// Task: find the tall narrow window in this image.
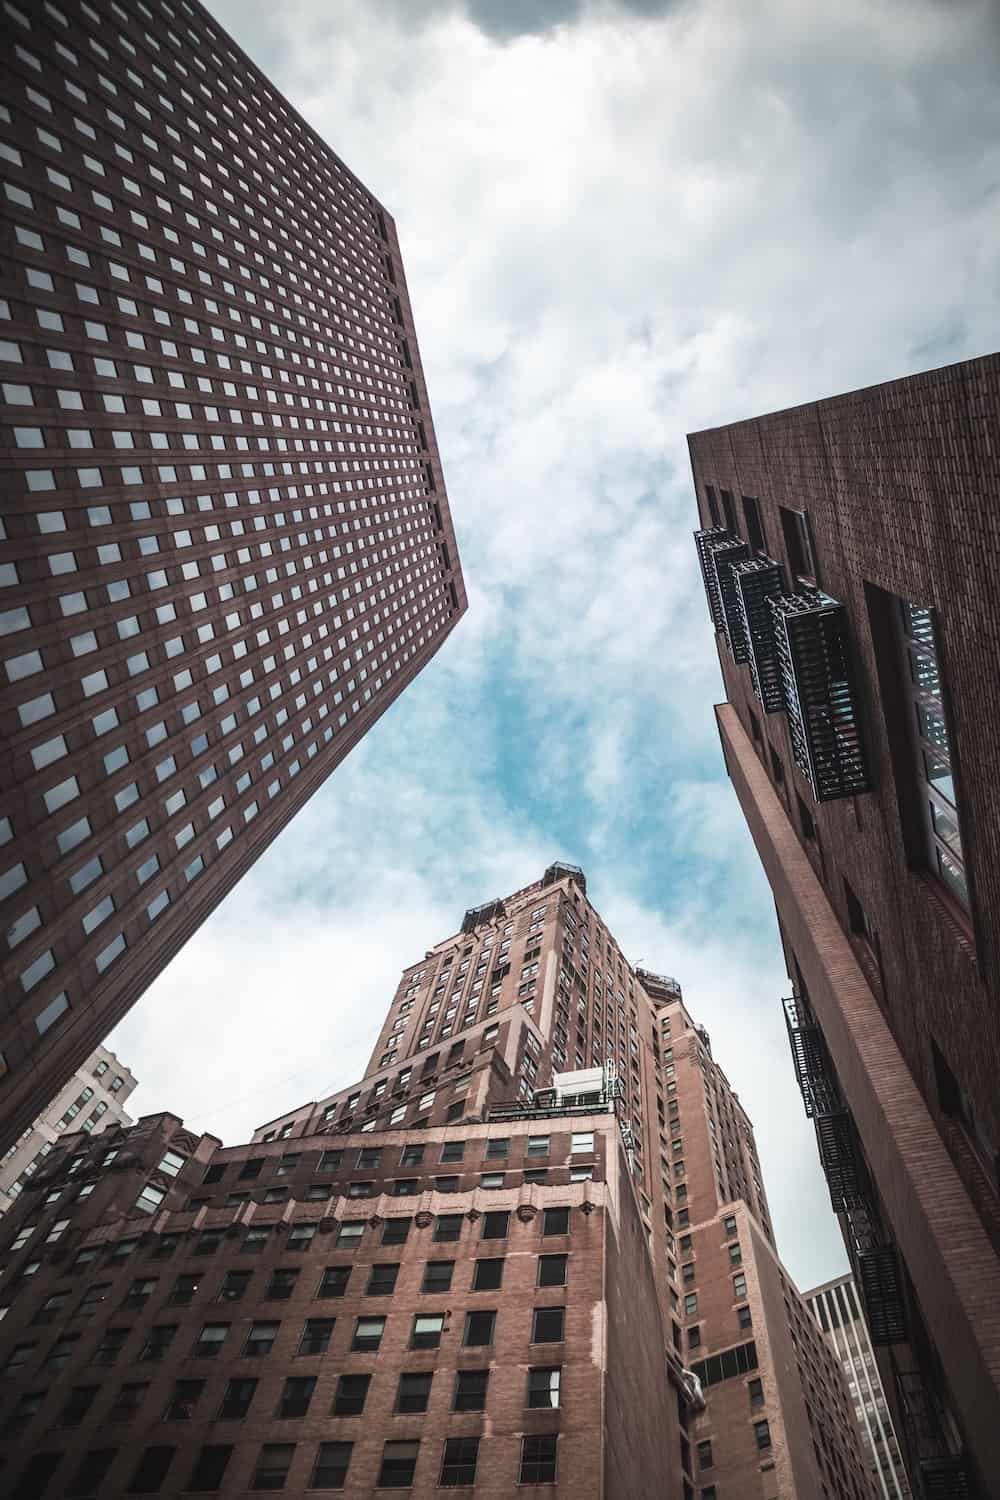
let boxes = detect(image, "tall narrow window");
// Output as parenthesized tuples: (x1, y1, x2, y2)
(720, 489, 737, 533)
(742, 495, 765, 552)
(896, 600, 969, 909)
(779, 506, 816, 584)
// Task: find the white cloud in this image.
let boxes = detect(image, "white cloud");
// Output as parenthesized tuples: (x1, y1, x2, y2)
(113, 0, 999, 1291)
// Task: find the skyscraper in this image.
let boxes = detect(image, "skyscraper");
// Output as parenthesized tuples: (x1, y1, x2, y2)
(0, 0, 466, 1154)
(0, 864, 871, 1497)
(0, 1042, 136, 1216)
(689, 353, 1000, 1497)
(805, 1274, 912, 1500)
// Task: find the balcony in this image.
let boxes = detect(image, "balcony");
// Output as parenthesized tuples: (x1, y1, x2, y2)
(694, 525, 732, 632)
(770, 591, 869, 802)
(814, 1106, 865, 1209)
(782, 996, 831, 1118)
(856, 1242, 908, 1346)
(896, 1372, 972, 1497)
(542, 861, 587, 894)
(734, 557, 787, 712)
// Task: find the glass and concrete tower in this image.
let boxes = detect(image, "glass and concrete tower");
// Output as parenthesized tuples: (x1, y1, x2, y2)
(0, 1042, 136, 1216)
(805, 1275, 912, 1500)
(0, 0, 466, 1155)
(689, 354, 1000, 1498)
(0, 865, 873, 1498)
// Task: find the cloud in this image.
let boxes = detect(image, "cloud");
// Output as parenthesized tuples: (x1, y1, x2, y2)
(110, 0, 1000, 1292)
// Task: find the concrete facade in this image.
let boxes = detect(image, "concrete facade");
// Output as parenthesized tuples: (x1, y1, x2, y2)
(805, 1274, 912, 1500)
(688, 354, 1000, 1498)
(0, 1042, 136, 1216)
(0, 0, 466, 1156)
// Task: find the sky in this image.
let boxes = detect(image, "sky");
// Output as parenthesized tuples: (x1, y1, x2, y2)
(111, 0, 1000, 1292)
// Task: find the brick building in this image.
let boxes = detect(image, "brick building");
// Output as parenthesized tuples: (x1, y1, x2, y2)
(805, 1274, 912, 1500)
(0, 864, 872, 1497)
(0, 1041, 136, 1217)
(689, 353, 1000, 1497)
(0, 0, 466, 1155)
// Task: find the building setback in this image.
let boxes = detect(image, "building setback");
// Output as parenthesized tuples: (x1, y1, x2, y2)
(0, 1042, 136, 1216)
(688, 353, 1000, 1498)
(0, 0, 466, 1156)
(805, 1274, 912, 1500)
(0, 865, 872, 1498)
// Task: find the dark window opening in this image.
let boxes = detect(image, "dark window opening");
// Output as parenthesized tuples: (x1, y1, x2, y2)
(779, 506, 816, 584)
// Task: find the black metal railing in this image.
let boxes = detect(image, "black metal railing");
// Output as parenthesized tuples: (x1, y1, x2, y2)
(782, 996, 832, 1118)
(770, 591, 869, 802)
(711, 535, 752, 661)
(735, 557, 787, 712)
(896, 1372, 972, 1498)
(694, 526, 733, 632)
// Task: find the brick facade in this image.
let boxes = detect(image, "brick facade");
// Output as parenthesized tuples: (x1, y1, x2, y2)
(688, 354, 1000, 1497)
(0, 865, 874, 1497)
(0, 0, 466, 1156)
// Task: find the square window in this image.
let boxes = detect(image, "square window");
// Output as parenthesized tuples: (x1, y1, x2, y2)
(463, 1308, 496, 1346)
(332, 1374, 370, 1416)
(317, 1266, 350, 1299)
(422, 1260, 454, 1294)
(377, 1441, 419, 1490)
(434, 1214, 463, 1243)
(396, 1372, 432, 1414)
(538, 1254, 567, 1288)
(367, 1263, 399, 1296)
(473, 1257, 504, 1291)
(453, 1369, 489, 1412)
(351, 1316, 385, 1353)
(298, 1318, 335, 1356)
(527, 1366, 561, 1409)
(481, 1210, 508, 1240)
(251, 1442, 294, 1491)
(310, 1442, 352, 1490)
(411, 1313, 444, 1349)
(531, 1306, 564, 1343)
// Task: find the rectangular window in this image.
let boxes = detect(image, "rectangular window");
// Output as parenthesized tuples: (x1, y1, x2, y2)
(780, 505, 816, 583)
(434, 1214, 463, 1242)
(531, 1306, 565, 1343)
(243, 1322, 278, 1357)
(193, 1323, 229, 1358)
(186, 1445, 232, 1491)
(481, 1210, 508, 1240)
(453, 1369, 489, 1411)
(265, 1269, 298, 1302)
(473, 1257, 504, 1291)
(754, 1419, 772, 1450)
(571, 1131, 594, 1153)
(440, 1436, 479, 1487)
(733, 1273, 747, 1299)
(366, 1263, 399, 1296)
(317, 1266, 350, 1299)
(128, 1445, 175, 1492)
(298, 1319, 335, 1356)
(351, 1317, 385, 1352)
(527, 1366, 561, 1409)
(378, 1441, 419, 1490)
(251, 1443, 294, 1490)
(310, 1442, 352, 1489)
(894, 598, 969, 909)
(463, 1309, 496, 1346)
(538, 1254, 567, 1288)
(520, 1434, 558, 1484)
(332, 1374, 370, 1416)
(542, 1206, 570, 1236)
(164, 1379, 205, 1421)
(278, 1376, 315, 1419)
(440, 1140, 465, 1163)
(396, 1372, 433, 1413)
(422, 1260, 454, 1293)
(411, 1313, 444, 1349)
(742, 495, 765, 552)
